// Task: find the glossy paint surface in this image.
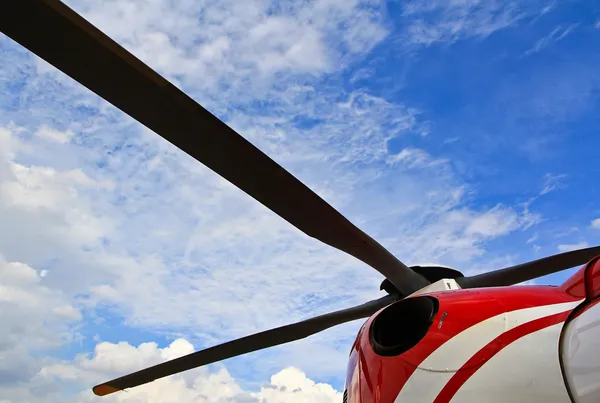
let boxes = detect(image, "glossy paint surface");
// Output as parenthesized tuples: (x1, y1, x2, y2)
(345, 279, 590, 402)
(560, 257, 600, 403)
(446, 313, 572, 403)
(584, 257, 600, 299)
(561, 299, 600, 403)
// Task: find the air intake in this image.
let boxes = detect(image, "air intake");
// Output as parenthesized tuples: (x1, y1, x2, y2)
(369, 296, 438, 357)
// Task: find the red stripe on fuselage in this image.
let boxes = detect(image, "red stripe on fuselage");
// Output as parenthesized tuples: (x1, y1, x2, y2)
(432, 310, 571, 403)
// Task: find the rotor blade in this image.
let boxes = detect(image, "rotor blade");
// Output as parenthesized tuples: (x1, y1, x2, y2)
(457, 246, 600, 289)
(92, 294, 396, 396)
(0, 1, 429, 295)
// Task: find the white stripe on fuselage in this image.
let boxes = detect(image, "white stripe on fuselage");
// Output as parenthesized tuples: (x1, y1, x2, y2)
(394, 300, 582, 403)
(451, 322, 571, 403)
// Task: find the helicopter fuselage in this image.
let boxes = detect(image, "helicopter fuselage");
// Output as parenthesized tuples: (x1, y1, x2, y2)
(345, 257, 600, 403)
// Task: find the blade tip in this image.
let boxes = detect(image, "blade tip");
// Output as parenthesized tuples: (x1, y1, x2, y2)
(93, 383, 119, 396)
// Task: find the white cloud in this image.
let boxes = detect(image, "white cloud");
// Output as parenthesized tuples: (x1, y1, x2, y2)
(0, 256, 82, 388)
(557, 242, 589, 253)
(523, 24, 578, 56)
(465, 206, 520, 237)
(591, 218, 600, 229)
(90, 285, 121, 301)
(0, 126, 116, 270)
(386, 147, 448, 169)
(540, 173, 567, 195)
(35, 125, 75, 144)
(59, 0, 388, 101)
(401, 0, 551, 46)
(40, 339, 341, 403)
(390, 203, 539, 265)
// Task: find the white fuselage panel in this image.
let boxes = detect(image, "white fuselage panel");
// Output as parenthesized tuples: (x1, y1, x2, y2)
(561, 300, 600, 403)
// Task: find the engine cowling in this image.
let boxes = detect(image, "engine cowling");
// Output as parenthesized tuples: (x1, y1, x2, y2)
(345, 285, 583, 403)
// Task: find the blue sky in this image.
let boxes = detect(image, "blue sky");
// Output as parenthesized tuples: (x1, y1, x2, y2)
(1, 0, 600, 401)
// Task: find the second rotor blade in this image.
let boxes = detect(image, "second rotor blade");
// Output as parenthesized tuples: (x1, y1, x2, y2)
(0, 0, 429, 295)
(457, 246, 600, 289)
(93, 294, 397, 396)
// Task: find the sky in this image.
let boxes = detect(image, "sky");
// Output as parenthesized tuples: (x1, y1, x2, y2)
(1, 0, 600, 401)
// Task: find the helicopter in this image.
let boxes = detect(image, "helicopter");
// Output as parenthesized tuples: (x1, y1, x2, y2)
(2, 1, 600, 402)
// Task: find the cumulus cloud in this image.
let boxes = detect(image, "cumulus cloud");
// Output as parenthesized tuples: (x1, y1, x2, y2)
(0, 256, 81, 388)
(591, 218, 600, 229)
(40, 339, 341, 403)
